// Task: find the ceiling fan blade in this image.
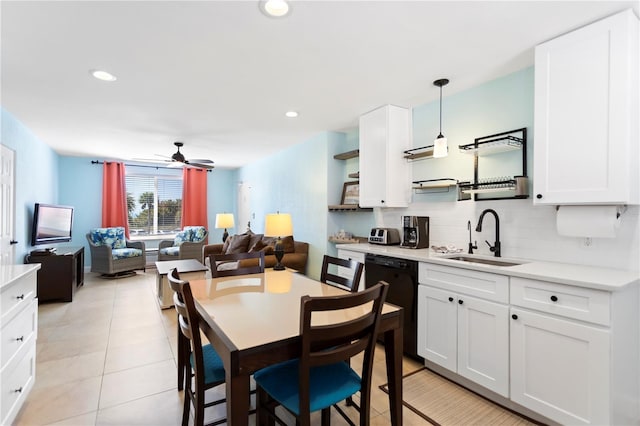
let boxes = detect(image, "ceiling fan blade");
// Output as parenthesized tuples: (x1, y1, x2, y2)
(186, 158, 214, 164)
(133, 157, 171, 164)
(154, 153, 172, 159)
(166, 161, 185, 168)
(186, 161, 214, 170)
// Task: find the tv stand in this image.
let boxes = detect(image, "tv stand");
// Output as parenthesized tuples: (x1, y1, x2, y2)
(25, 246, 84, 302)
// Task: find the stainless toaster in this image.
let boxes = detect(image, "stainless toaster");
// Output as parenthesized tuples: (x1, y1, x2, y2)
(368, 228, 401, 245)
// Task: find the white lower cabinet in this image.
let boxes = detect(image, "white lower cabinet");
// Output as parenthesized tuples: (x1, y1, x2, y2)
(418, 264, 509, 397)
(509, 276, 638, 425)
(418, 263, 639, 425)
(510, 307, 610, 425)
(1, 266, 39, 426)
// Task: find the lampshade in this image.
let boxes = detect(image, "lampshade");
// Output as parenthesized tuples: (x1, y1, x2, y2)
(433, 136, 448, 158)
(264, 213, 293, 237)
(215, 213, 235, 229)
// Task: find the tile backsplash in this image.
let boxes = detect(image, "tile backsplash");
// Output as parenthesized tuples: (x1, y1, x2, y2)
(376, 200, 640, 271)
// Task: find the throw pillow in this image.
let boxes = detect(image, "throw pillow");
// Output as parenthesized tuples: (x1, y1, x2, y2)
(248, 233, 264, 252)
(174, 229, 192, 246)
(222, 234, 233, 252)
(249, 239, 267, 253)
(262, 235, 295, 253)
(225, 233, 251, 254)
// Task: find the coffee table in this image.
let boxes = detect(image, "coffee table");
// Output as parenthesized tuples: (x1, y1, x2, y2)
(155, 259, 208, 309)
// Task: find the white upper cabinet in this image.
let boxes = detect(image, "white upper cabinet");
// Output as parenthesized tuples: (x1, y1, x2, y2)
(533, 9, 639, 205)
(359, 105, 411, 208)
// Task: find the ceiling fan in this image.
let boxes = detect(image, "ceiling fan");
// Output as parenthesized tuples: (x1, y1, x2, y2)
(137, 142, 214, 169)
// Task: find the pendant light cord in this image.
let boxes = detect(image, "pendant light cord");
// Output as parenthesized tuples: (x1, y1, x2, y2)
(439, 85, 443, 137)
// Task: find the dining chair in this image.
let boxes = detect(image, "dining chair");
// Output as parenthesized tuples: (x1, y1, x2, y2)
(209, 251, 266, 277)
(320, 254, 364, 292)
(168, 268, 227, 426)
(253, 280, 389, 426)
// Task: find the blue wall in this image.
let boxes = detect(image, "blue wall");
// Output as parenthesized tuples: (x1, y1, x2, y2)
(1, 109, 59, 262)
(236, 132, 336, 279)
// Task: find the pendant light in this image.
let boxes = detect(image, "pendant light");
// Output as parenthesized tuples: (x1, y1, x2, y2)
(433, 78, 450, 158)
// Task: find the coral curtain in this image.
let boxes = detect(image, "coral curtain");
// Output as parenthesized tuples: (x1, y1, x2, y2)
(181, 167, 208, 232)
(102, 162, 130, 238)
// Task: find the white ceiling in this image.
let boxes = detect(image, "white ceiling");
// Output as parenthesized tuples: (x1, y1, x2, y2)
(2, 1, 638, 169)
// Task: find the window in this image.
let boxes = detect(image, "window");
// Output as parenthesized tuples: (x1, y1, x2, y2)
(125, 174, 182, 237)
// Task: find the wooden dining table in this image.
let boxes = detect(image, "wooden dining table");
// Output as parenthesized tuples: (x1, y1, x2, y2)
(189, 269, 404, 426)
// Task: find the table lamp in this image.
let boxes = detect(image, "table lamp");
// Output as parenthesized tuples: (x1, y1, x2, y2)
(215, 213, 235, 242)
(264, 212, 293, 271)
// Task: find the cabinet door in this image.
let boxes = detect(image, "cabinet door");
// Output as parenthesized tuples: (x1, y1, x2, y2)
(533, 10, 639, 205)
(359, 105, 410, 208)
(359, 106, 387, 207)
(510, 308, 610, 425)
(417, 285, 456, 371)
(457, 295, 509, 397)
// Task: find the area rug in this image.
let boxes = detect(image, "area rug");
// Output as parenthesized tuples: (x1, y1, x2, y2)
(380, 368, 540, 425)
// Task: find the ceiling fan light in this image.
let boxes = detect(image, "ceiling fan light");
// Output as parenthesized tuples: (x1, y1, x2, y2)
(433, 136, 448, 158)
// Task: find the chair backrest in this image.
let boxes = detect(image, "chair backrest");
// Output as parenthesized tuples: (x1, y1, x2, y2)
(298, 281, 389, 419)
(209, 251, 266, 277)
(167, 269, 205, 379)
(320, 255, 364, 292)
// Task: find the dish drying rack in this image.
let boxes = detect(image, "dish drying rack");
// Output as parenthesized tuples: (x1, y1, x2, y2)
(457, 128, 529, 201)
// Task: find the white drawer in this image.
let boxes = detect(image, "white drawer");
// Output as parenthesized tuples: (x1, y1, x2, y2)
(337, 249, 365, 264)
(1, 340, 36, 426)
(1, 299, 37, 369)
(510, 277, 610, 326)
(1, 271, 37, 326)
(419, 263, 509, 303)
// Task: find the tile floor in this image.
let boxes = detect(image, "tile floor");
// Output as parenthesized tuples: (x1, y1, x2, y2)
(14, 270, 427, 425)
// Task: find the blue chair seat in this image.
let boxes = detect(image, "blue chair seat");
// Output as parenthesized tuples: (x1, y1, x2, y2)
(111, 248, 143, 260)
(159, 246, 180, 257)
(190, 344, 226, 385)
(253, 359, 361, 415)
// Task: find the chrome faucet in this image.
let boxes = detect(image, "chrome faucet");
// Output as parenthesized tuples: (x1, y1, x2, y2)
(475, 209, 501, 257)
(467, 221, 477, 254)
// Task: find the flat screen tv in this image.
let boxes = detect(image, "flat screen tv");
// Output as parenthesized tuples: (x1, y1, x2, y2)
(31, 203, 74, 246)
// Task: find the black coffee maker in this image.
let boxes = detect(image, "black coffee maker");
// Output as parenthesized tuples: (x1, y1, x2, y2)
(400, 216, 429, 249)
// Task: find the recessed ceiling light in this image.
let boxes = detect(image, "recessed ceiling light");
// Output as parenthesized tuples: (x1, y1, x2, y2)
(90, 69, 117, 82)
(259, 0, 291, 18)
(285, 111, 298, 118)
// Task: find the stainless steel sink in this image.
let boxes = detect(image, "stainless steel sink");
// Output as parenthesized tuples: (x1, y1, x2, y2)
(442, 255, 523, 267)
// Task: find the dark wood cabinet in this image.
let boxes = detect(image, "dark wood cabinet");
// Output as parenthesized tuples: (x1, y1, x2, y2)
(25, 246, 84, 303)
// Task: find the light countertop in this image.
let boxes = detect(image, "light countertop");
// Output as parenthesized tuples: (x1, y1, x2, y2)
(336, 243, 640, 292)
(1, 263, 41, 289)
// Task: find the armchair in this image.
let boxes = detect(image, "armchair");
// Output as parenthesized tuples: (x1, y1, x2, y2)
(158, 226, 208, 263)
(86, 227, 146, 276)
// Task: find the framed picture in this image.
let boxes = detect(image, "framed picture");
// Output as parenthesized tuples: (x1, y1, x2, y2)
(341, 181, 360, 205)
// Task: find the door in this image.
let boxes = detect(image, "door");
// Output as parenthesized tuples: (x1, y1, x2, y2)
(457, 295, 509, 397)
(510, 308, 610, 424)
(417, 285, 457, 370)
(1, 145, 16, 265)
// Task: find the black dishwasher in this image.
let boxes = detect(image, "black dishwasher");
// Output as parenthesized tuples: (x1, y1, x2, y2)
(365, 253, 421, 360)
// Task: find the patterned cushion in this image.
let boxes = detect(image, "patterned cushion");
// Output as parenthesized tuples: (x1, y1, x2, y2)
(90, 227, 127, 249)
(185, 226, 207, 242)
(111, 248, 143, 260)
(173, 229, 192, 246)
(159, 247, 180, 256)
